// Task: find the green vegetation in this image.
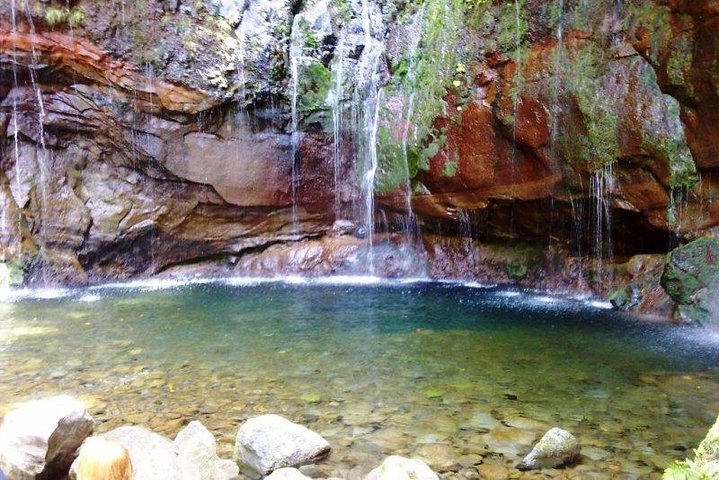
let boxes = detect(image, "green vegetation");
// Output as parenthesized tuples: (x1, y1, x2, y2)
(664, 415, 719, 479)
(297, 63, 333, 112)
(374, 0, 494, 194)
(43, 6, 85, 28)
(554, 41, 620, 171)
(0, 259, 24, 289)
(506, 261, 528, 280)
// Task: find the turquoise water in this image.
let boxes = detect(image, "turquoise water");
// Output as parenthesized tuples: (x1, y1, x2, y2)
(1, 279, 718, 479)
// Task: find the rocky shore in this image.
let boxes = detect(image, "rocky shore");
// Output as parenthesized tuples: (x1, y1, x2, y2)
(0, 395, 602, 480)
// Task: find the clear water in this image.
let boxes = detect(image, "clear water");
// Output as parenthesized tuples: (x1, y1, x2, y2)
(1, 280, 718, 479)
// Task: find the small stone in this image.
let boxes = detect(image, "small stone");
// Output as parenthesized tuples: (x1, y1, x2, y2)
(516, 427, 580, 470)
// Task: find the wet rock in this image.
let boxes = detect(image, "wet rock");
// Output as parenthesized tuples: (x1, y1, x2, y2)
(364, 456, 439, 480)
(234, 414, 331, 475)
(175, 421, 240, 480)
(516, 427, 580, 471)
(265, 468, 313, 480)
(0, 395, 94, 479)
(661, 237, 719, 325)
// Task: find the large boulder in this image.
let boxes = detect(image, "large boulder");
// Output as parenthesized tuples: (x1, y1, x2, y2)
(234, 414, 331, 475)
(364, 456, 439, 480)
(696, 414, 719, 465)
(70, 423, 238, 480)
(0, 396, 94, 479)
(661, 237, 719, 325)
(516, 427, 580, 471)
(98, 426, 177, 480)
(175, 421, 240, 480)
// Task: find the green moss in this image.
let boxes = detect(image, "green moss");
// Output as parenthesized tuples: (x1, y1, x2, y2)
(375, 0, 492, 194)
(496, 0, 528, 53)
(557, 41, 620, 170)
(0, 259, 24, 288)
(442, 161, 458, 177)
(625, 3, 673, 66)
(68, 7, 86, 27)
(666, 36, 693, 89)
(298, 63, 332, 112)
(507, 261, 528, 280)
(44, 7, 68, 27)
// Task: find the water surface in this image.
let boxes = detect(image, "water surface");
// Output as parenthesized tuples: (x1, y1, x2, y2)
(1, 279, 718, 479)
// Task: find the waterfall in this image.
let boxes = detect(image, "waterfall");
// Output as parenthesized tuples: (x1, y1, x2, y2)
(590, 163, 614, 292)
(9, 0, 22, 248)
(289, 55, 307, 235)
(332, 39, 345, 221)
(398, 6, 425, 247)
(364, 88, 383, 273)
(354, 0, 385, 273)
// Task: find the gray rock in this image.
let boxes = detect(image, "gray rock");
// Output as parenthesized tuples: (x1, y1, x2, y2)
(265, 468, 313, 480)
(234, 414, 331, 475)
(175, 421, 240, 480)
(0, 395, 94, 480)
(71, 423, 239, 480)
(364, 456, 439, 480)
(516, 427, 580, 471)
(101, 426, 178, 480)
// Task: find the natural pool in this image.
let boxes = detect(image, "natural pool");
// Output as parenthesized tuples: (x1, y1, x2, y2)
(1, 278, 718, 479)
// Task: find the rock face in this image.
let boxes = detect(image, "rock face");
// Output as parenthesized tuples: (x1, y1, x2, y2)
(364, 456, 439, 480)
(516, 427, 581, 471)
(661, 237, 719, 325)
(0, 0, 717, 313)
(71, 423, 238, 480)
(234, 414, 331, 475)
(0, 396, 94, 479)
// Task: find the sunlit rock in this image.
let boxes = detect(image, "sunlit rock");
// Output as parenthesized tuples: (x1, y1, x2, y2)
(0, 396, 94, 479)
(516, 427, 580, 471)
(265, 468, 313, 480)
(364, 455, 439, 480)
(175, 421, 240, 480)
(234, 414, 331, 475)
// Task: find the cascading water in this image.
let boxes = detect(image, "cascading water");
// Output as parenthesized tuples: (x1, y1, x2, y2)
(332, 39, 345, 221)
(9, 0, 22, 248)
(290, 56, 300, 231)
(590, 163, 614, 292)
(364, 88, 383, 273)
(398, 6, 425, 247)
(353, 0, 385, 274)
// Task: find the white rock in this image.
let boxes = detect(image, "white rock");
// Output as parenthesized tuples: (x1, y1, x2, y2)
(70, 423, 239, 480)
(364, 456, 439, 480)
(175, 421, 239, 480)
(265, 467, 313, 480)
(516, 427, 580, 470)
(0, 395, 94, 479)
(234, 414, 331, 475)
(102, 426, 178, 480)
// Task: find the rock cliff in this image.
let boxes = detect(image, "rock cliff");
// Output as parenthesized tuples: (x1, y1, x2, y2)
(0, 0, 717, 320)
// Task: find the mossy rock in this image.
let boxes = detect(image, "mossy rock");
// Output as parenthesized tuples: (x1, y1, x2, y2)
(661, 237, 719, 325)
